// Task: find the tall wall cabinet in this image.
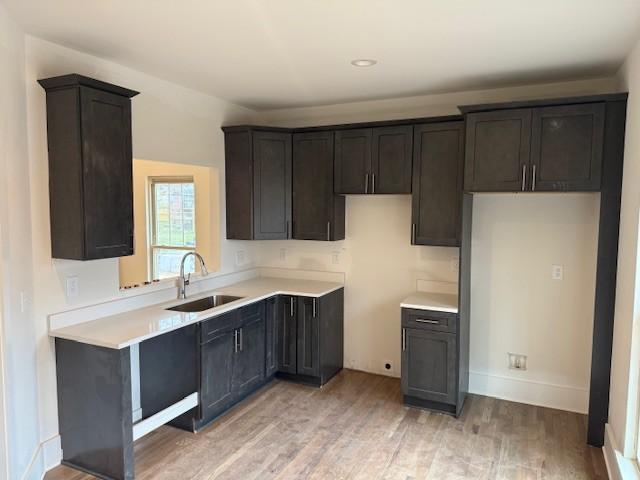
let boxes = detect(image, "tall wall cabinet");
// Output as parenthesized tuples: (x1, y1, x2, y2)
(39, 74, 139, 260)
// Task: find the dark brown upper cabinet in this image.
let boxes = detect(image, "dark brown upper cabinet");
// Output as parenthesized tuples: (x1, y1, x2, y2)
(464, 109, 531, 192)
(39, 74, 139, 260)
(530, 103, 604, 191)
(334, 126, 413, 194)
(411, 122, 464, 246)
(334, 128, 372, 193)
(292, 132, 345, 241)
(464, 103, 605, 192)
(223, 127, 292, 240)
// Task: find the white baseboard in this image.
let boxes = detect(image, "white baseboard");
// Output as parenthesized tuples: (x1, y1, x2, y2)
(21, 435, 61, 480)
(42, 435, 61, 473)
(604, 423, 640, 480)
(468, 370, 588, 413)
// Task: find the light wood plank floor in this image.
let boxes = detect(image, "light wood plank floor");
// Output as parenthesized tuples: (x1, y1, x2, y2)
(46, 370, 607, 480)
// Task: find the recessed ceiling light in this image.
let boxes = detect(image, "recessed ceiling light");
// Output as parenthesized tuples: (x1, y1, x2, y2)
(351, 59, 378, 67)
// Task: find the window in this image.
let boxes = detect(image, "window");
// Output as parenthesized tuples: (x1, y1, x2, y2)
(149, 177, 196, 280)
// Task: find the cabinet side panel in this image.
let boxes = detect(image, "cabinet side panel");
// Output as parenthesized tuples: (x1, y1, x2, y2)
(45, 88, 85, 259)
(587, 100, 627, 446)
(457, 193, 473, 414)
(55, 339, 134, 479)
(225, 131, 253, 239)
(320, 288, 344, 383)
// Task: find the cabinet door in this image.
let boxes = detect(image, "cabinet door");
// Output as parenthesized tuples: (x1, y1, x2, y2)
(401, 328, 456, 404)
(464, 109, 531, 192)
(297, 297, 320, 377)
(233, 315, 266, 397)
(530, 103, 605, 191)
(277, 296, 297, 374)
(200, 329, 236, 420)
(265, 297, 278, 377)
(292, 132, 345, 240)
(252, 131, 292, 239)
(80, 87, 134, 259)
(334, 128, 372, 194)
(371, 126, 413, 194)
(412, 122, 464, 246)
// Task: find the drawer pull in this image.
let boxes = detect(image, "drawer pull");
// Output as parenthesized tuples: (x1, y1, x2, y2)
(416, 318, 439, 324)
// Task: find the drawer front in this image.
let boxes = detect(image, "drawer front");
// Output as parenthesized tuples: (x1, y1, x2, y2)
(238, 300, 265, 326)
(402, 308, 457, 333)
(200, 310, 240, 343)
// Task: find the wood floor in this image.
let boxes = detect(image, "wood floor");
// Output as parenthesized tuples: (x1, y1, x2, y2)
(46, 370, 607, 480)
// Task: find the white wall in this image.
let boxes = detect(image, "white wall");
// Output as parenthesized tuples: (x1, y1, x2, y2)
(607, 34, 640, 460)
(255, 77, 618, 411)
(469, 193, 599, 413)
(22, 36, 259, 477)
(0, 5, 41, 479)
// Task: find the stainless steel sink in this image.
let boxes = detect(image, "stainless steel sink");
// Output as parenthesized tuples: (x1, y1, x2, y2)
(167, 295, 243, 313)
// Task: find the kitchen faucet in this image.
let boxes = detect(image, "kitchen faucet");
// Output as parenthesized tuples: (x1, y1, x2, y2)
(178, 252, 209, 299)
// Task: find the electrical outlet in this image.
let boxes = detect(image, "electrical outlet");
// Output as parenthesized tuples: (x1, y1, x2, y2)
(66, 276, 79, 299)
(508, 352, 527, 371)
(235, 250, 246, 266)
(551, 264, 564, 280)
(279, 248, 287, 262)
(331, 251, 340, 265)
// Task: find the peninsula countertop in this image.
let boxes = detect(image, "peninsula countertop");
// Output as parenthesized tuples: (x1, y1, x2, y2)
(49, 276, 344, 349)
(400, 291, 458, 314)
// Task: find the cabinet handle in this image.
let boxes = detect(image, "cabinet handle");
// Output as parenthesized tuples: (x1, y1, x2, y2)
(402, 328, 406, 351)
(411, 224, 416, 245)
(326, 221, 330, 241)
(365, 173, 369, 194)
(532, 165, 537, 191)
(239, 328, 243, 352)
(290, 297, 294, 317)
(416, 318, 439, 324)
(234, 329, 238, 353)
(521, 164, 527, 191)
(372, 173, 376, 194)
(313, 298, 317, 317)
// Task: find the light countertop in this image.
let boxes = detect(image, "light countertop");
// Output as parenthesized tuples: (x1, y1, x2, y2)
(49, 277, 343, 349)
(401, 291, 458, 314)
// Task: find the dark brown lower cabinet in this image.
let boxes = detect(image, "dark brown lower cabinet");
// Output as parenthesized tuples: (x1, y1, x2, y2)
(296, 297, 320, 377)
(198, 289, 344, 428)
(200, 328, 236, 421)
(265, 296, 278, 377)
(276, 289, 344, 386)
(277, 295, 298, 374)
(198, 303, 265, 426)
(401, 308, 467, 416)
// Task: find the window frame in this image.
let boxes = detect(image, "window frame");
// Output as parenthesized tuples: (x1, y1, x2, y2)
(148, 176, 196, 280)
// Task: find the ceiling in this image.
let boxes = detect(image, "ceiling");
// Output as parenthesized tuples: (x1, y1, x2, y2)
(5, 0, 640, 110)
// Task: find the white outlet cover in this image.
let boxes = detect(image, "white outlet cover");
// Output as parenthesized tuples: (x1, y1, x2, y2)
(331, 251, 340, 265)
(551, 264, 564, 280)
(66, 276, 79, 299)
(235, 250, 246, 266)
